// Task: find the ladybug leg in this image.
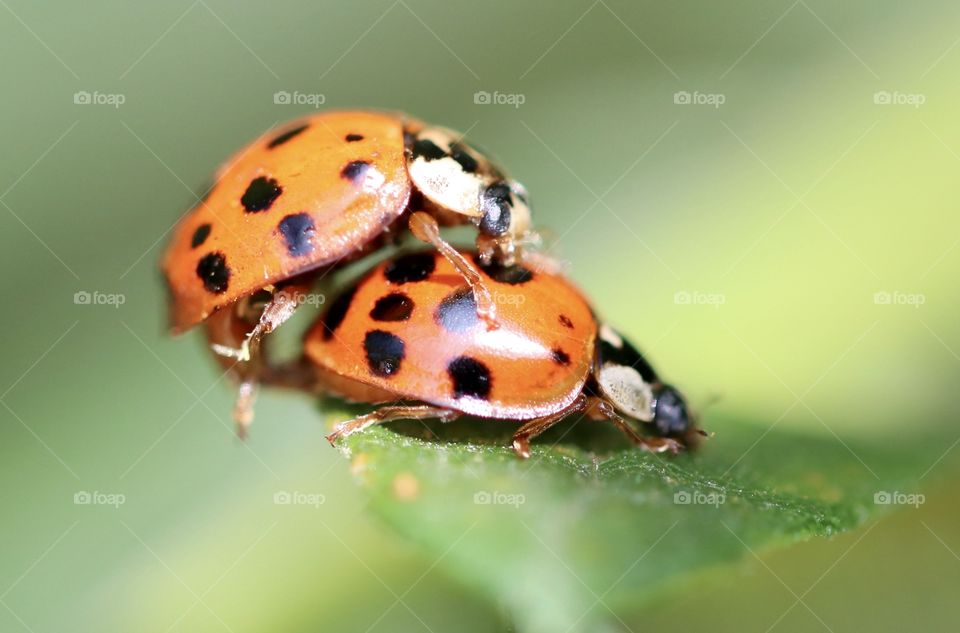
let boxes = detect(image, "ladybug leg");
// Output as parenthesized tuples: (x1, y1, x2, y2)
(233, 380, 256, 439)
(210, 286, 302, 362)
(408, 211, 499, 330)
(595, 399, 683, 454)
(326, 405, 459, 445)
(511, 394, 588, 459)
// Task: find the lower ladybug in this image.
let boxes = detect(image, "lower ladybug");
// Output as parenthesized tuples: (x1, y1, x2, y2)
(287, 249, 699, 458)
(161, 110, 537, 433)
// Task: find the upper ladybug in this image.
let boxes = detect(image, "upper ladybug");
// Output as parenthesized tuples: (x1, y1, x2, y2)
(160, 110, 535, 431)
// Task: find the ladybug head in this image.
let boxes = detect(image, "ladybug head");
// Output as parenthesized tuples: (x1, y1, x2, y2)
(650, 384, 692, 438)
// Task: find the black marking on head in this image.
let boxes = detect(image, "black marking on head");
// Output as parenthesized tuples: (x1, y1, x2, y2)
(364, 330, 405, 377)
(322, 284, 358, 341)
(473, 255, 533, 285)
(268, 124, 308, 149)
(434, 287, 478, 333)
(551, 347, 571, 366)
(652, 385, 690, 436)
(277, 213, 316, 257)
(479, 182, 513, 236)
(345, 133, 364, 142)
(241, 176, 282, 213)
(449, 143, 479, 173)
(190, 224, 211, 249)
(597, 328, 658, 383)
(412, 138, 447, 161)
(340, 160, 371, 183)
(448, 356, 491, 400)
(196, 252, 230, 294)
(384, 252, 436, 284)
(370, 293, 414, 322)
(559, 314, 574, 329)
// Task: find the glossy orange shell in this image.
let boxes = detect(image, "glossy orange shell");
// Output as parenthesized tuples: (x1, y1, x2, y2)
(303, 251, 597, 419)
(162, 111, 414, 333)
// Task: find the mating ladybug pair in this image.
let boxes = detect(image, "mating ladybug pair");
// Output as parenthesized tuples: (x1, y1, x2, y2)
(161, 110, 700, 458)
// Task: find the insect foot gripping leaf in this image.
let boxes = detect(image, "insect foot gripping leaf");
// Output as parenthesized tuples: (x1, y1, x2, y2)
(332, 414, 949, 633)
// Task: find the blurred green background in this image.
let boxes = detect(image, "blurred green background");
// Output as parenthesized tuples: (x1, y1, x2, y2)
(2, 0, 959, 631)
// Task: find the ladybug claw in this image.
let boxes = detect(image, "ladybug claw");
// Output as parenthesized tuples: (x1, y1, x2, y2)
(210, 338, 252, 362)
(512, 438, 531, 459)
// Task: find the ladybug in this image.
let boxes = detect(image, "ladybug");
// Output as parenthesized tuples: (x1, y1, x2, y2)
(161, 111, 535, 432)
(292, 249, 698, 458)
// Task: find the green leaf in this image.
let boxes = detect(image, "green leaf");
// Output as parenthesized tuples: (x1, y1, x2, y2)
(331, 411, 942, 633)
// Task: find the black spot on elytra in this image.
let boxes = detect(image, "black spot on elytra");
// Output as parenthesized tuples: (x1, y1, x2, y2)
(479, 182, 513, 236)
(551, 347, 571, 366)
(435, 287, 478, 333)
(448, 356, 491, 400)
(473, 255, 534, 285)
(321, 284, 358, 340)
(370, 293, 414, 322)
(241, 177, 282, 213)
(412, 138, 447, 161)
(196, 252, 230, 294)
(345, 133, 364, 142)
(449, 143, 479, 173)
(559, 314, 574, 329)
(277, 213, 315, 257)
(268, 124, 308, 149)
(384, 252, 435, 284)
(190, 224, 211, 248)
(340, 160, 371, 183)
(364, 330, 405, 377)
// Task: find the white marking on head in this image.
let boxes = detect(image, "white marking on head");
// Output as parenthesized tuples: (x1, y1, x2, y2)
(599, 324, 624, 349)
(598, 363, 653, 421)
(408, 156, 484, 217)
